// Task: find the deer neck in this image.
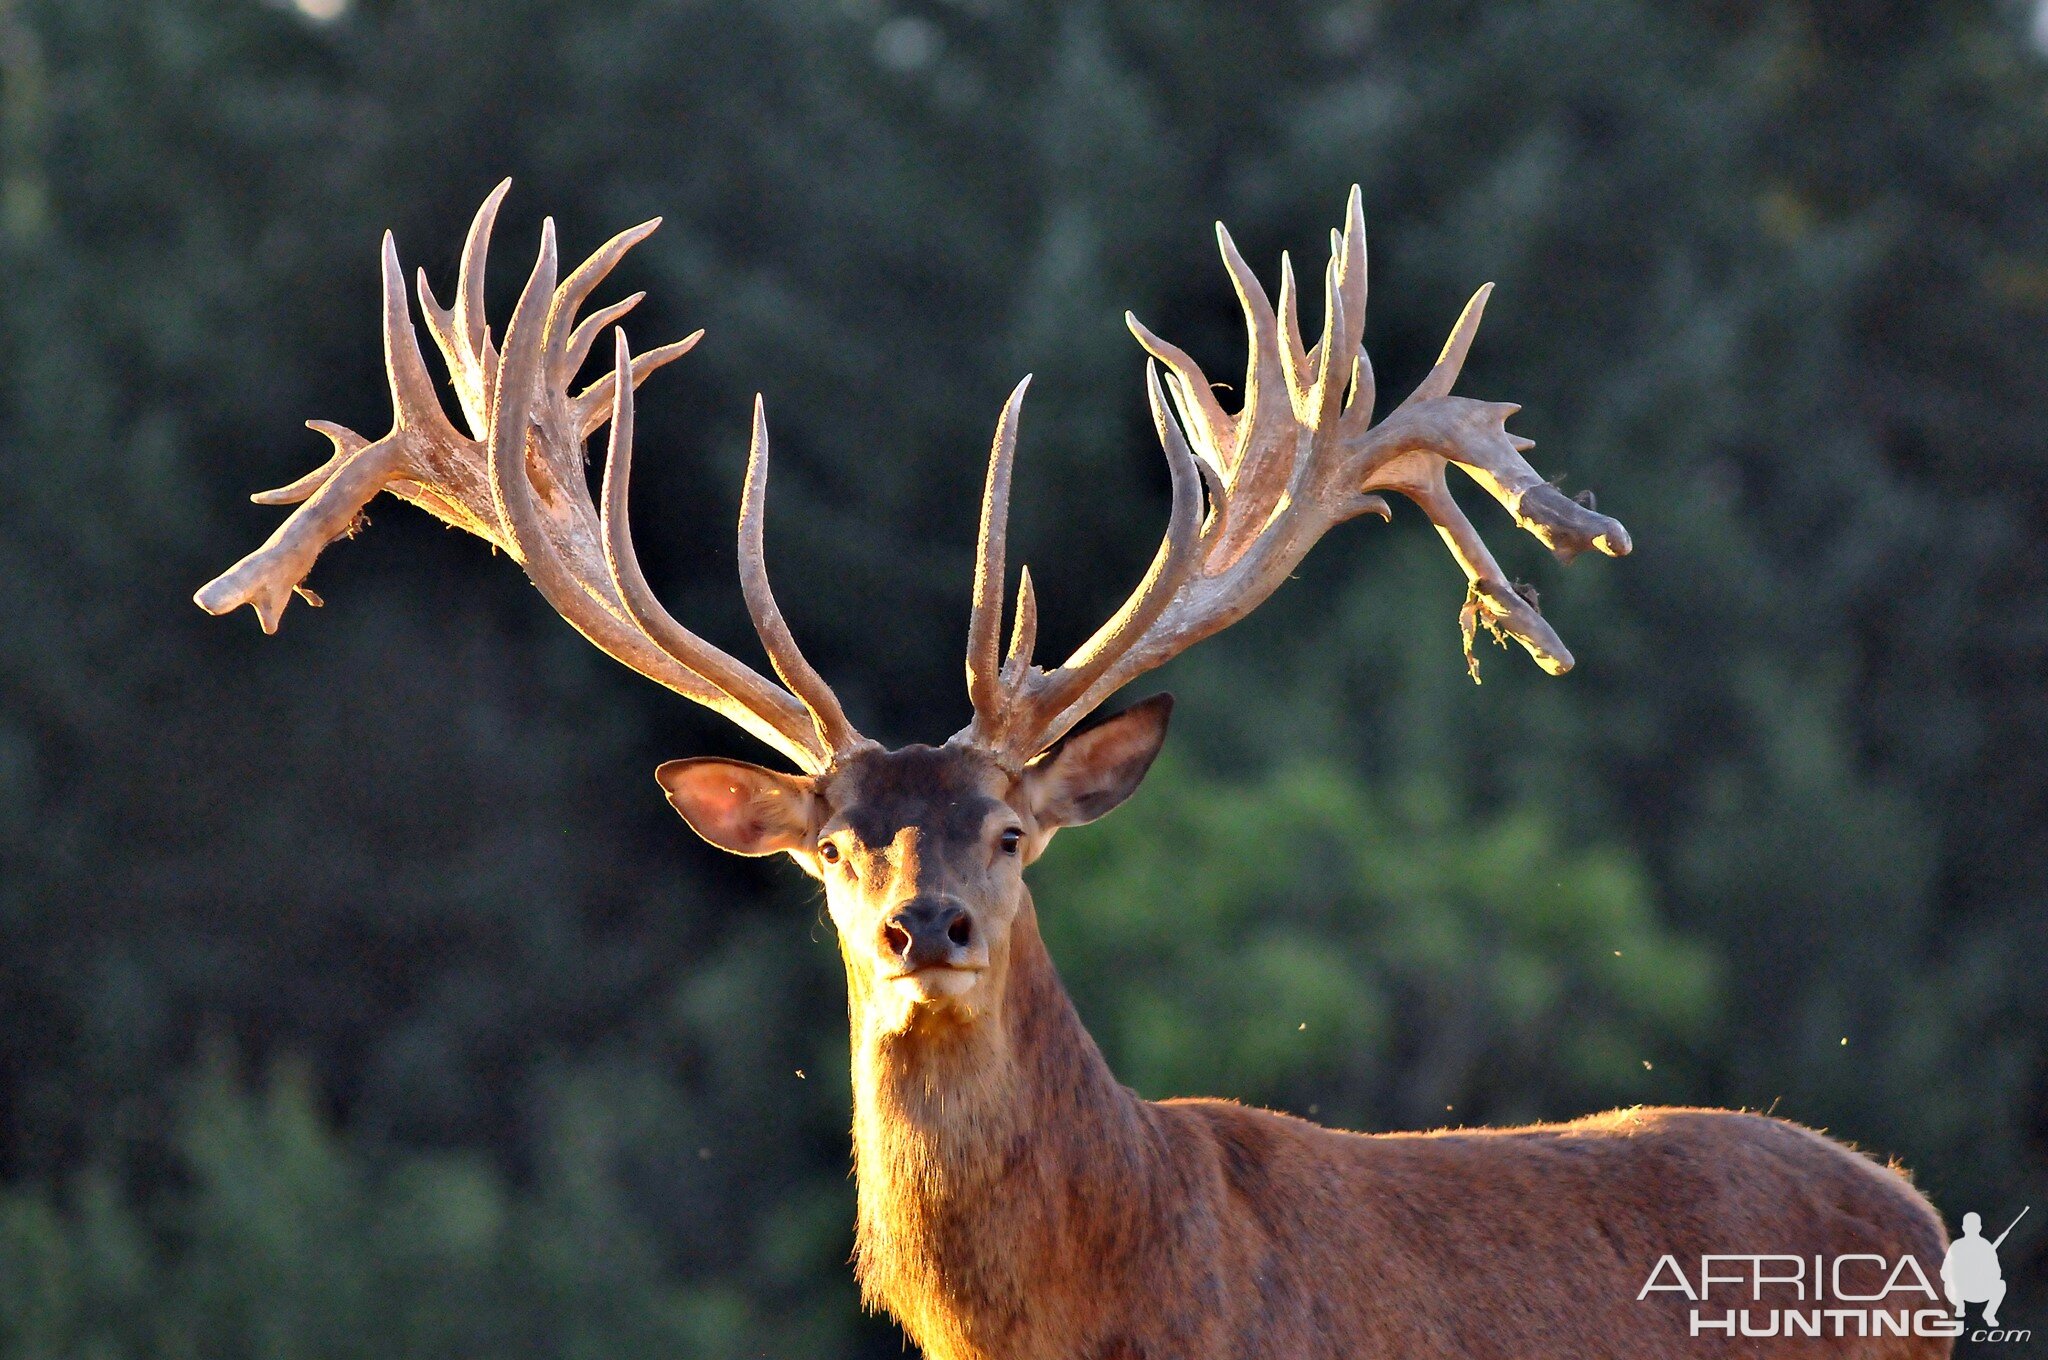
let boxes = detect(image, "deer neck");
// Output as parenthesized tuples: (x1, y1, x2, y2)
(847, 890, 1158, 1353)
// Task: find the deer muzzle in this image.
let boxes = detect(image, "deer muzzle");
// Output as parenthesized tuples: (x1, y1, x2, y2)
(879, 896, 985, 978)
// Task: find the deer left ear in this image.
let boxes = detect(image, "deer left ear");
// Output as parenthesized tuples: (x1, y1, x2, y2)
(1021, 693, 1173, 834)
(655, 758, 818, 858)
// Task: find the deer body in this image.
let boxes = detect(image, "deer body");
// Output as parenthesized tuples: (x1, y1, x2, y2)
(855, 897, 1946, 1360)
(196, 185, 1948, 1358)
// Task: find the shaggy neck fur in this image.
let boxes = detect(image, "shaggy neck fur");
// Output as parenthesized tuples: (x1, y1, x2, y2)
(840, 896, 1951, 1360)
(847, 892, 1166, 1358)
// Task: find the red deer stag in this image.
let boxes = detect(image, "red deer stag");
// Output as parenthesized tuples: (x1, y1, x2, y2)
(197, 183, 1949, 1359)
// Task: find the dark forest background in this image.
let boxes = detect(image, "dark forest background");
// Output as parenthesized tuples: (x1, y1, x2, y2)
(1, 0, 2043, 1355)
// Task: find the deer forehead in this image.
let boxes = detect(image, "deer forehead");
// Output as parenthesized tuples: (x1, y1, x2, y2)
(822, 745, 1015, 856)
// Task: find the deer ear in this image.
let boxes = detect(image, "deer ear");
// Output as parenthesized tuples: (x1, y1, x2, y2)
(655, 758, 817, 857)
(1022, 693, 1173, 833)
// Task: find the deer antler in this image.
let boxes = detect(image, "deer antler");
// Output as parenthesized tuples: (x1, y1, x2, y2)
(955, 186, 1631, 768)
(194, 181, 867, 774)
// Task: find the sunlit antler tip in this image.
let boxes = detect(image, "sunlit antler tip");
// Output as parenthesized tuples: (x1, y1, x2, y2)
(248, 423, 364, 505)
(191, 575, 284, 635)
(998, 374, 1032, 425)
(1339, 188, 1368, 264)
(190, 581, 230, 616)
(1355, 493, 1393, 523)
(1214, 220, 1252, 277)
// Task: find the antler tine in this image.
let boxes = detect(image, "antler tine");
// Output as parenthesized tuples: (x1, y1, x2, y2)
(958, 361, 1203, 765)
(564, 291, 646, 383)
(739, 397, 869, 761)
(1213, 222, 1297, 541)
(1000, 565, 1039, 695)
(951, 186, 1633, 765)
(249, 421, 364, 506)
(454, 181, 506, 368)
(547, 218, 661, 387)
(483, 217, 559, 540)
(1074, 359, 1207, 667)
(965, 377, 1032, 737)
(1277, 251, 1311, 396)
(416, 177, 509, 439)
(1409, 281, 1490, 404)
(571, 334, 700, 439)
(1336, 185, 1369, 404)
(383, 232, 455, 440)
(199, 183, 864, 774)
(1375, 454, 1575, 677)
(1312, 199, 1366, 428)
(1125, 313, 1232, 480)
(599, 335, 831, 769)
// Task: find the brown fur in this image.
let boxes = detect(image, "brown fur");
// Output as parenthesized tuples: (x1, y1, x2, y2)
(671, 738, 1950, 1360)
(851, 902, 1949, 1360)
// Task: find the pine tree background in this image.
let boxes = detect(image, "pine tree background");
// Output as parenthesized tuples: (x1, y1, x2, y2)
(0, 1, 2041, 1354)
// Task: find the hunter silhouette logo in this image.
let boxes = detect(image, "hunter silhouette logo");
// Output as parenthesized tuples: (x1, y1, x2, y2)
(1944, 1207, 2026, 1329)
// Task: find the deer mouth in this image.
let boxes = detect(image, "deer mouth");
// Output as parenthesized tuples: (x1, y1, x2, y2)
(884, 963, 986, 1001)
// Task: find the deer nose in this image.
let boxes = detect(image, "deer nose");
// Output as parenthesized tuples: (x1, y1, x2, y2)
(881, 896, 974, 970)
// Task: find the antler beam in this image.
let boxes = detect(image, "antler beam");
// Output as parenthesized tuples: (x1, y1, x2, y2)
(194, 182, 868, 774)
(954, 186, 1632, 768)
(199, 182, 1628, 781)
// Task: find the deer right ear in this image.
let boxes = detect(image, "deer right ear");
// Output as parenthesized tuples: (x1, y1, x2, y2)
(655, 758, 818, 858)
(1020, 693, 1174, 835)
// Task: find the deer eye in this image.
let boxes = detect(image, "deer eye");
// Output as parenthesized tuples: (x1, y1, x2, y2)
(998, 828, 1023, 856)
(819, 841, 841, 864)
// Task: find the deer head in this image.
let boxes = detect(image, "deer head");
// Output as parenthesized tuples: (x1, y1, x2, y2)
(195, 181, 1631, 1039)
(657, 697, 1174, 1035)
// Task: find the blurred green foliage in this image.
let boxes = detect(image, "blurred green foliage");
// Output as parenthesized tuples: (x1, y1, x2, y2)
(1039, 756, 1715, 1126)
(0, 1057, 796, 1359)
(0, 0, 2042, 1355)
